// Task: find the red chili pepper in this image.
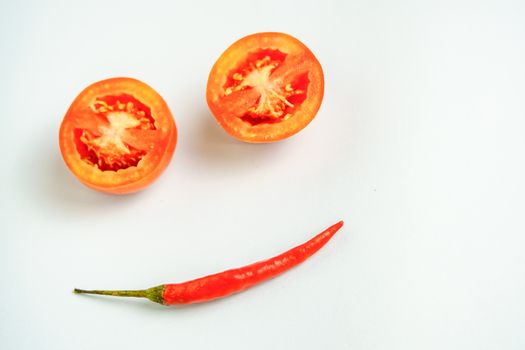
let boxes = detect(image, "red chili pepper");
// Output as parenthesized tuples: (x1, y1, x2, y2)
(74, 221, 343, 305)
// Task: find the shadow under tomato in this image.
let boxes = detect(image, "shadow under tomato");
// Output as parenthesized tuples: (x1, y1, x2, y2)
(187, 107, 291, 171)
(21, 124, 146, 217)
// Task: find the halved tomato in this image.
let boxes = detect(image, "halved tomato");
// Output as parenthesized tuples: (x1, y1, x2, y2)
(59, 77, 177, 194)
(206, 32, 324, 143)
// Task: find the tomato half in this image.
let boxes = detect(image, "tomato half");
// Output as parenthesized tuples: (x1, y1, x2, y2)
(206, 32, 324, 143)
(59, 77, 177, 194)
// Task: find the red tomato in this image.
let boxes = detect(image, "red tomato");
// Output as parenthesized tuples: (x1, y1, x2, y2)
(59, 77, 177, 194)
(206, 32, 324, 143)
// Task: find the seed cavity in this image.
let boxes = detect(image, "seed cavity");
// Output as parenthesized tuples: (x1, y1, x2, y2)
(223, 49, 310, 126)
(75, 94, 156, 171)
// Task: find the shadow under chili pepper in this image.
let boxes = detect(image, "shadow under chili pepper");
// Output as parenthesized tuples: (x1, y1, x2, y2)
(74, 291, 167, 313)
(75, 287, 260, 313)
(75, 286, 242, 315)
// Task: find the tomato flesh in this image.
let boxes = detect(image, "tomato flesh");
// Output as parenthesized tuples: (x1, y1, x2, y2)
(60, 78, 177, 194)
(207, 32, 324, 142)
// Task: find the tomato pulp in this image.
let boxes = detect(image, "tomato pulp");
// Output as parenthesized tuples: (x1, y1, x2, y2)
(59, 78, 177, 194)
(206, 32, 324, 143)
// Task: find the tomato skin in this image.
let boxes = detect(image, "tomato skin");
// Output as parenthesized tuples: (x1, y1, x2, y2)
(206, 32, 324, 143)
(59, 77, 177, 194)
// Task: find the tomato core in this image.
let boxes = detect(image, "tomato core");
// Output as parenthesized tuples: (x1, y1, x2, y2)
(223, 49, 310, 126)
(73, 94, 156, 171)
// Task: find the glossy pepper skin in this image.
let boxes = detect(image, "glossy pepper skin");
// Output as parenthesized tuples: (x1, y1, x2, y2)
(74, 221, 343, 306)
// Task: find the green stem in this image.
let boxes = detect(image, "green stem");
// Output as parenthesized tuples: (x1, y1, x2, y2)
(74, 288, 147, 298)
(74, 285, 165, 305)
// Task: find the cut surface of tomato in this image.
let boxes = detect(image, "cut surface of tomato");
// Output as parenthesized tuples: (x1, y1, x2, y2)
(206, 32, 324, 142)
(59, 78, 177, 194)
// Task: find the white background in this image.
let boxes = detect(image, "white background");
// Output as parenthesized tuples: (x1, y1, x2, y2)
(1, 0, 524, 349)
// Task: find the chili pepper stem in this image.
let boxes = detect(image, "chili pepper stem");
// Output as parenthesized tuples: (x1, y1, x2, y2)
(74, 285, 165, 304)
